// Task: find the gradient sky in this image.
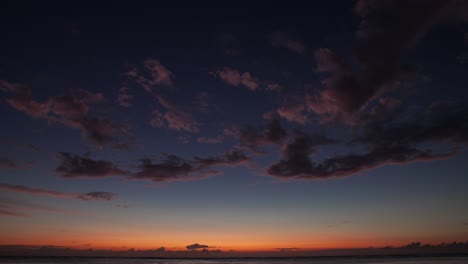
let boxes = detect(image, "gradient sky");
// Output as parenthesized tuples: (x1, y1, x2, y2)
(1, 0, 468, 255)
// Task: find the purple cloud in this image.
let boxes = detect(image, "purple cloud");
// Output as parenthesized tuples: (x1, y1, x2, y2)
(270, 31, 305, 54)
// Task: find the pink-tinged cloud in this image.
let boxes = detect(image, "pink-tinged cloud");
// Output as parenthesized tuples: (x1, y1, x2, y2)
(0, 183, 74, 198)
(215, 68, 269, 91)
(117, 86, 133, 107)
(151, 96, 199, 133)
(277, 103, 308, 124)
(0, 183, 117, 202)
(144, 59, 173, 86)
(1, 81, 127, 148)
(270, 31, 306, 54)
(216, 67, 241, 86)
(130, 59, 174, 92)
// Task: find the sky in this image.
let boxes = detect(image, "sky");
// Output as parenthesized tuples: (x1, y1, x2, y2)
(0, 0, 468, 257)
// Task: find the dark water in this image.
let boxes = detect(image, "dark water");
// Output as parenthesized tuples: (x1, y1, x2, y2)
(0, 257, 467, 264)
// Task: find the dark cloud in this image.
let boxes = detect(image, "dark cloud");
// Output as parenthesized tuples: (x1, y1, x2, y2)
(0, 159, 18, 169)
(215, 32, 241, 55)
(0, 183, 116, 202)
(77, 192, 116, 201)
(270, 31, 306, 54)
(309, 0, 468, 120)
(236, 118, 287, 153)
(194, 150, 249, 167)
(269, 101, 467, 179)
(56, 152, 128, 178)
(186, 243, 209, 250)
(131, 150, 249, 182)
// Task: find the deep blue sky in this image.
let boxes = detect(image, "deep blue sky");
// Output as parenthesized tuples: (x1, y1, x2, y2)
(0, 0, 467, 255)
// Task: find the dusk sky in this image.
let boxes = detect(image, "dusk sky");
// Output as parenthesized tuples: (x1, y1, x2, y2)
(1, 0, 468, 256)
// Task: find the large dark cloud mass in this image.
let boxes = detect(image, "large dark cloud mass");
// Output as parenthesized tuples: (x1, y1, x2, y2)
(308, 0, 468, 120)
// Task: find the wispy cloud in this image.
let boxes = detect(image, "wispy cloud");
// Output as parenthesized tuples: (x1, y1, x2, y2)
(270, 31, 305, 54)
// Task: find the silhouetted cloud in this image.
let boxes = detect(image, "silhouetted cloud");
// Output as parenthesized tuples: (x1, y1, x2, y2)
(131, 150, 249, 182)
(77, 192, 116, 201)
(186, 243, 209, 250)
(0, 183, 117, 202)
(56, 152, 128, 178)
(117, 85, 133, 107)
(236, 118, 287, 153)
(309, 0, 468, 120)
(270, 31, 305, 54)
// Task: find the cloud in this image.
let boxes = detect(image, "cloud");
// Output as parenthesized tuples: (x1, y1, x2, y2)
(117, 86, 133, 107)
(0, 80, 49, 118)
(215, 32, 241, 55)
(77, 192, 116, 201)
(0, 183, 73, 198)
(0, 159, 18, 169)
(131, 150, 249, 183)
(130, 59, 174, 92)
(268, 101, 467, 179)
(236, 118, 287, 153)
(277, 103, 308, 124)
(56, 152, 128, 178)
(309, 0, 468, 121)
(186, 243, 209, 250)
(1, 80, 127, 148)
(194, 150, 249, 167)
(0, 183, 117, 202)
(150, 96, 199, 133)
(270, 31, 305, 54)
(197, 135, 223, 144)
(215, 68, 271, 91)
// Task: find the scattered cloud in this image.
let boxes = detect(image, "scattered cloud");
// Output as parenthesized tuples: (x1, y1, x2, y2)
(129, 59, 174, 92)
(270, 31, 305, 54)
(0, 183, 73, 198)
(214, 67, 279, 92)
(77, 192, 116, 201)
(0, 80, 128, 148)
(236, 118, 287, 153)
(131, 150, 249, 183)
(0, 159, 18, 169)
(150, 96, 199, 133)
(56, 152, 128, 178)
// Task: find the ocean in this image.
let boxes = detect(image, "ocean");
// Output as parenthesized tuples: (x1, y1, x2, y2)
(0, 256, 467, 264)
